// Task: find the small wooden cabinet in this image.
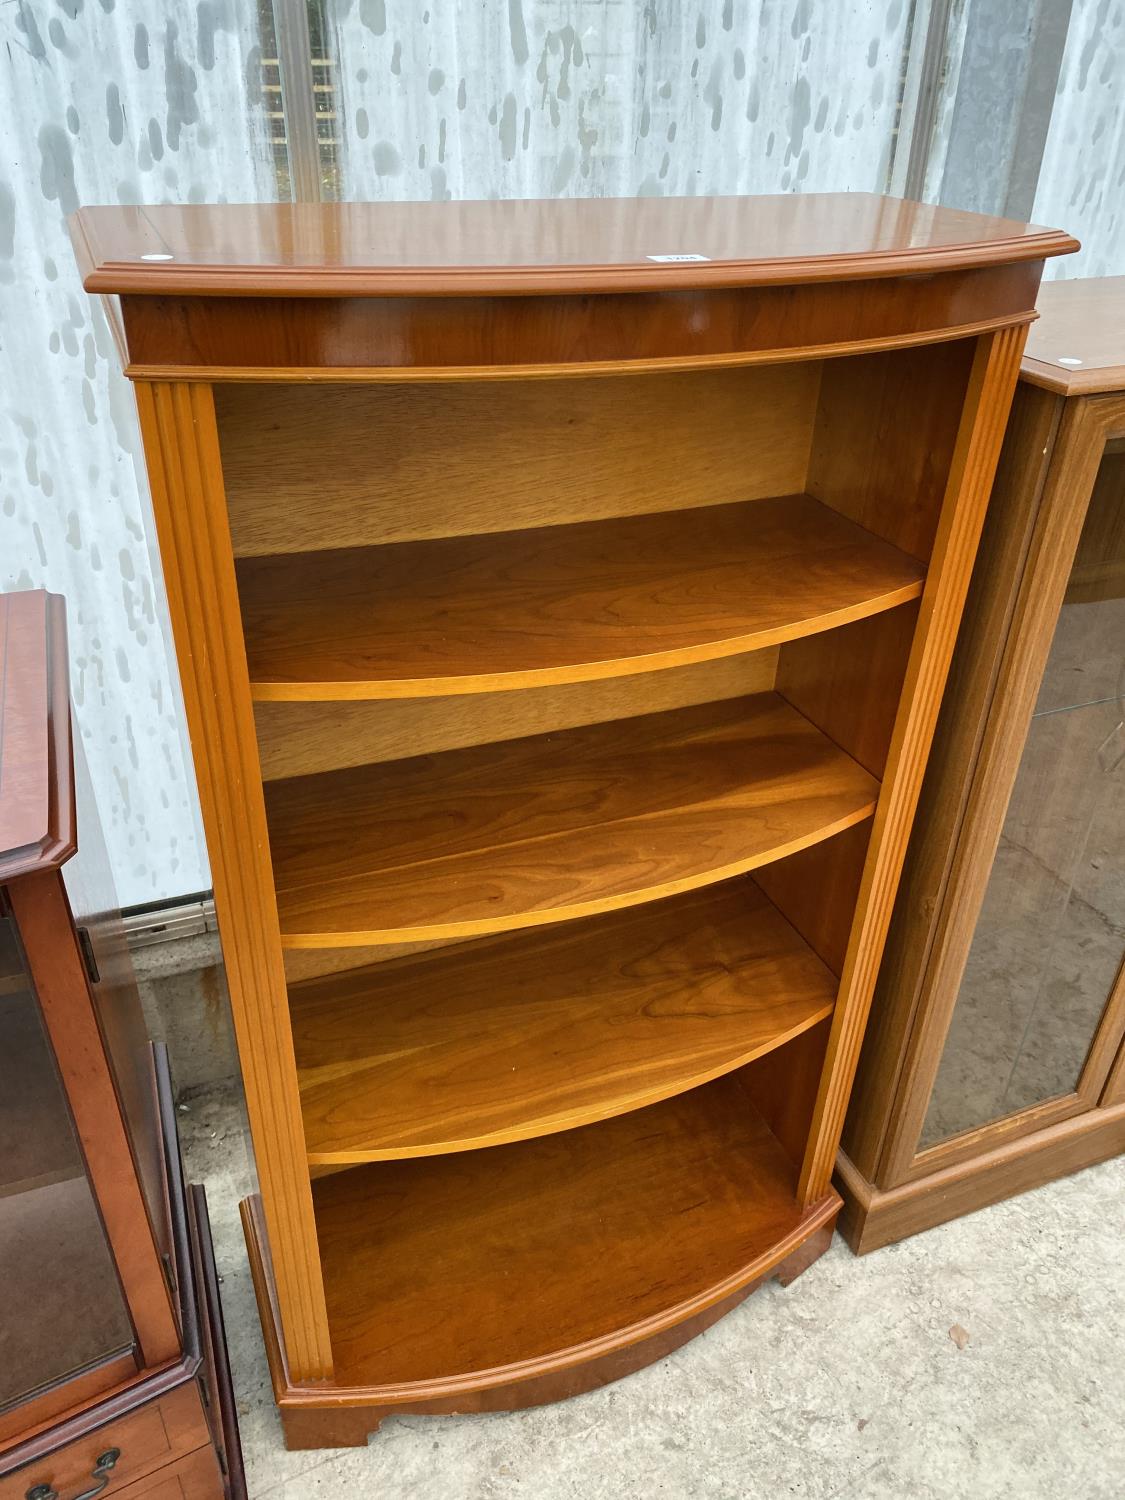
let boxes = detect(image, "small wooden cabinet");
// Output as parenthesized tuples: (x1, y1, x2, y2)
(69, 195, 1075, 1448)
(839, 277, 1125, 1251)
(0, 593, 243, 1497)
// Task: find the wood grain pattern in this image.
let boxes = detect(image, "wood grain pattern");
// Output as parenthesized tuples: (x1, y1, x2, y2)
(70, 195, 1077, 297)
(837, 1094, 1125, 1253)
(853, 390, 1125, 1191)
(241, 1189, 838, 1449)
(116, 274, 1042, 381)
(254, 650, 777, 784)
(107, 1446, 225, 1500)
(291, 882, 836, 1163)
(0, 592, 75, 881)
(265, 693, 879, 947)
(798, 323, 1029, 1204)
(808, 339, 975, 561)
(217, 367, 818, 555)
(777, 602, 919, 779)
(754, 821, 872, 979)
(0, 1385, 209, 1500)
(80, 194, 1074, 1432)
(843, 383, 1064, 1181)
(132, 381, 333, 1384)
(313, 1073, 820, 1390)
(740, 1016, 832, 1169)
(6, 871, 180, 1369)
(238, 495, 924, 700)
(1021, 275, 1125, 396)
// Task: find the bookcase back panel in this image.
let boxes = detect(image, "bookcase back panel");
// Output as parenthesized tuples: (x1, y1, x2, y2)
(809, 338, 976, 561)
(215, 364, 821, 555)
(253, 650, 778, 783)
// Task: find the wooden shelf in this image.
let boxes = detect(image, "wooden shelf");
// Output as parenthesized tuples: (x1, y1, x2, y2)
(265, 692, 879, 946)
(313, 1072, 820, 1389)
(292, 882, 836, 1164)
(238, 495, 924, 699)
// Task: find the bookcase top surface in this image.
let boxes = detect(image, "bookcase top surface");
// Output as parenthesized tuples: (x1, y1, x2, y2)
(70, 193, 1077, 298)
(1022, 275, 1125, 396)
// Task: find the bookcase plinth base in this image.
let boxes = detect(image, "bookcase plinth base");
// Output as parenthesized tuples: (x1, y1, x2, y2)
(241, 1192, 839, 1452)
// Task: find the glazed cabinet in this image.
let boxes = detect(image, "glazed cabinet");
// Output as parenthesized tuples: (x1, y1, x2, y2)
(840, 276, 1125, 1251)
(69, 194, 1075, 1448)
(0, 592, 243, 1498)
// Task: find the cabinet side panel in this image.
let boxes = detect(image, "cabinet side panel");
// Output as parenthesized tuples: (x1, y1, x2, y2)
(133, 381, 333, 1383)
(808, 340, 976, 561)
(799, 323, 1029, 1204)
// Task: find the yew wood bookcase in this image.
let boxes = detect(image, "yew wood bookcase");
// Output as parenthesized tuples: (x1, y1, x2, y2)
(70, 195, 1075, 1449)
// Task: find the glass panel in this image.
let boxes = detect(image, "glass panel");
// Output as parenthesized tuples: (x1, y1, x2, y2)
(0, 913, 134, 1412)
(921, 444, 1125, 1149)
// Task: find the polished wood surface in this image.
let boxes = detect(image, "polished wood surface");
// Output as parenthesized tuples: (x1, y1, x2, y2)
(880, 391, 1125, 1185)
(255, 651, 777, 784)
(1022, 275, 1125, 396)
(76, 193, 1073, 1441)
(291, 882, 836, 1163)
(108, 1446, 225, 1500)
(266, 693, 879, 946)
(844, 383, 1064, 1181)
(71, 195, 1076, 297)
(6, 873, 180, 1369)
(313, 1073, 820, 1389)
(241, 1190, 837, 1447)
(133, 381, 333, 1383)
(217, 366, 818, 554)
(239, 496, 923, 700)
(839, 291, 1125, 1252)
(838, 1095, 1125, 1254)
(0, 592, 75, 880)
(809, 339, 974, 561)
(115, 264, 1044, 380)
(777, 604, 918, 779)
(798, 323, 1029, 1204)
(0, 1385, 208, 1500)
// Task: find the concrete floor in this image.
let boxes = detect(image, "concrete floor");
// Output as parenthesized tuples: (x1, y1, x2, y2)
(179, 1084, 1125, 1500)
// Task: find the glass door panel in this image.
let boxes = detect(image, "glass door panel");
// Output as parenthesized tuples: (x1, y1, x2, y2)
(921, 444, 1125, 1148)
(0, 912, 134, 1412)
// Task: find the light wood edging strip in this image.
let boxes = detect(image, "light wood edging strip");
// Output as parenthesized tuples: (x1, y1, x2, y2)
(133, 380, 333, 1383)
(799, 322, 1029, 1204)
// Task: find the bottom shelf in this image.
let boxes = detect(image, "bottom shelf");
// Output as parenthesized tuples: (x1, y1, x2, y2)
(311, 1071, 826, 1391)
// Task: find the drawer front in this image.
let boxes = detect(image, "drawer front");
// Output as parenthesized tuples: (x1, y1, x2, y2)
(1, 1384, 208, 1500)
(106, 1448, 223, 1500)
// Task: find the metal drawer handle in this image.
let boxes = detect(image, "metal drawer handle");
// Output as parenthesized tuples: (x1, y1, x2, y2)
(26, 1448, 121, 1500)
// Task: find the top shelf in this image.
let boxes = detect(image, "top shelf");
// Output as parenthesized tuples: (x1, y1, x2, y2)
(238, 495, 924, 700)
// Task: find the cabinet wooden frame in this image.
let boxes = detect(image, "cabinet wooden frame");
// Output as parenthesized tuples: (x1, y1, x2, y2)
(0, 591, 243, 1493)
(70, 195, 1074, 1446)
(839, 278, 1125, 1253)
(0, 594, 180, 1440)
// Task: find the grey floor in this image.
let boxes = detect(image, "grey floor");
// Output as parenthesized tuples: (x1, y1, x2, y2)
(180, 1084, 1125, 1500)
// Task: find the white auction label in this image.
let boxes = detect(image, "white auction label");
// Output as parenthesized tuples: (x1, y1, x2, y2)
(646, 253, 711, 262)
